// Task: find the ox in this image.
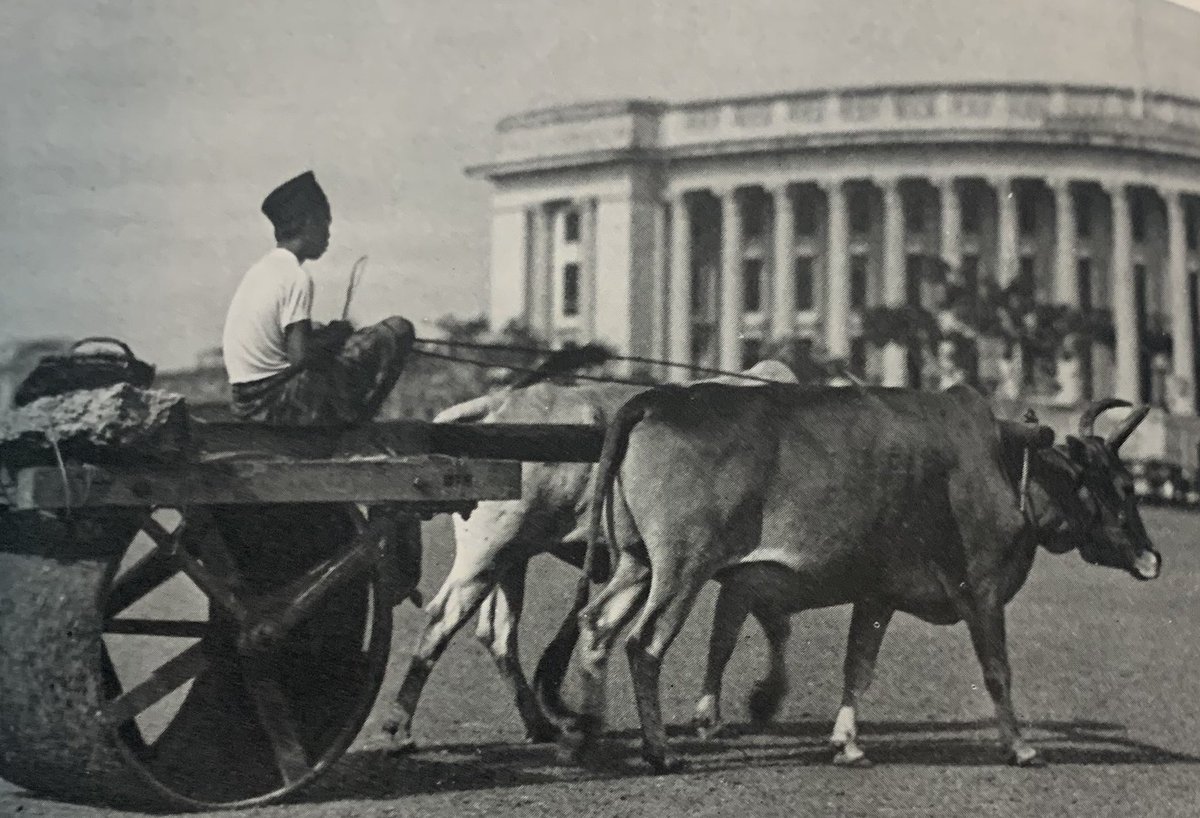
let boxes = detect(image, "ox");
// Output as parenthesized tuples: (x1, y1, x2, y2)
(551, 384, 1160, 772)
(382, 361, 798, 751)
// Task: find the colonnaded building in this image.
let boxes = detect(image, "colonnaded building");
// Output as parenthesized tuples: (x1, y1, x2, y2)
(468, 0, 1200, 464)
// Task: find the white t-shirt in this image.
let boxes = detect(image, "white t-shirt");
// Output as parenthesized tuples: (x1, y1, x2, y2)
(222, 248, 314, 384)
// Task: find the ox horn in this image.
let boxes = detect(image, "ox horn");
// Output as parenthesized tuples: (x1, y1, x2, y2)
(1107, 405, 1151, 452)
(1078, 398, 1131, 439)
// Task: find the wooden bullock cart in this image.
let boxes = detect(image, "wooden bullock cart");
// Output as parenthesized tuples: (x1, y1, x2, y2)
(0, 418, 602, 810)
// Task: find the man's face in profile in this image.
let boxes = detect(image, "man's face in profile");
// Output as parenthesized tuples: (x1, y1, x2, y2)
(302, 214, 331, 261)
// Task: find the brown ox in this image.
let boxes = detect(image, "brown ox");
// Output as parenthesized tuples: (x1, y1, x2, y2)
(551, 384, 1160, 772)
(383, 361, 798, 751)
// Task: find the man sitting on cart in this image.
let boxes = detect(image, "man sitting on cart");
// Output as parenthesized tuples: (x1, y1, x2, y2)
(222, 170, 415, 424)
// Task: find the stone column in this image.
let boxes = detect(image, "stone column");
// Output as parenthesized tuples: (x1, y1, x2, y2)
(937, 176, 962, 272)
(667, 191, 693, 377)
(578, 197, 597, 338)
(770, 183, 796, 341)
(1107, 181, 1140, 403)
(718, 186, 743, 371)
(650, 198, 669, 365)
(1050, 178, 1078, 306)
(994, 176, 1018, 286)
(528, 203, 553, 337)
(1166, 188, 1196, 413)
(879, 177, 908, 386)
(823, 179, 850, 361)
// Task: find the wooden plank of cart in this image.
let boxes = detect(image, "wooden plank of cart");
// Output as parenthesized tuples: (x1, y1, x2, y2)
(0, 418, 603, 811)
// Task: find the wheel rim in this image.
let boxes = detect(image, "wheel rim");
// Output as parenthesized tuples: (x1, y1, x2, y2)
(99, 503, 395, 809)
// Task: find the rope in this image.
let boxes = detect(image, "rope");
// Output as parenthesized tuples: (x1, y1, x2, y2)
(1019, 444, 1031, 514)
(410, 348, 658, 388)
(1018, 408, 1038, 516)
(45, 429, 74, 516)
(411, 336, 859, 387)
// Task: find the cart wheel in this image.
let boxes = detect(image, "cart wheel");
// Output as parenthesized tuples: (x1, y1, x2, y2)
(0, 503, 396, 811)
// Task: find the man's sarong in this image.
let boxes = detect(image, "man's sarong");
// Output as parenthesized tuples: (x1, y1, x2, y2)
(231, 317, 413, 424)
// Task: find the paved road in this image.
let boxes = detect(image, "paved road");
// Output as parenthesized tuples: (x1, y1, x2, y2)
(3, 509, 1198, 817)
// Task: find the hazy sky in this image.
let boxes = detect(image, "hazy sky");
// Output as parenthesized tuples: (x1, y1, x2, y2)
(3, 0, 1200, 370)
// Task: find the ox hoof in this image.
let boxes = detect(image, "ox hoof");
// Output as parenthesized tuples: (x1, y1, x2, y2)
(832, 747, 873, 768)
(555, 730, 594, 767)
(380, 718, 418, 755)
(524, 722, 559, 744)
(747, 682, 784, 725)
(1010, 747, 1047, 768)
(645, 754, 688, 775)
(694, 719, 728, 741)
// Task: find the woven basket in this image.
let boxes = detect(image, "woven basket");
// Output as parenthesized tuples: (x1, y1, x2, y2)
(12, 337, 156, 407)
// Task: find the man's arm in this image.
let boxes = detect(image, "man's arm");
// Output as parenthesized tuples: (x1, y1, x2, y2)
(284, 320, 353, 369)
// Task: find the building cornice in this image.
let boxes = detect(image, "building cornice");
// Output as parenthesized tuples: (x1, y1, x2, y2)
(471, 83, 1200, 181)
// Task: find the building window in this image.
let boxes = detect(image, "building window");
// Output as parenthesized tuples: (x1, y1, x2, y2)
(691, 326, 716, 367)
(795, 197, 817, 236)
(1186, 202, 1198, 250)
(691, 265, 715, 317)
(960, 189, 981, 235)
(904, 196, 925, 234)
(1076, 196, 1092, 239)
(1077, 258, 1093, 308)
(850, 337, 867, 377)
(742, 196, 767, 240)
(564, 211, 581, 243)
(961, 254, 980, 295)
(741, 339, 763, 370)
(562, 263, 580, 317)
(1018, 256, 1036, 288)
(1018, 192, 1037, 236)
(905, 254, 924, 306)
(794, 255, 814, 311)
(1131, 200, 1147, 243)
(850, 254, 869, 309)
(849, 190, 871, 235)
(743, 258, 763, 312)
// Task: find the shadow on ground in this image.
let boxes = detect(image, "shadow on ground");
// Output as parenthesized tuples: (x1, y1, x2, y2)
(292, 717, 1198, 804)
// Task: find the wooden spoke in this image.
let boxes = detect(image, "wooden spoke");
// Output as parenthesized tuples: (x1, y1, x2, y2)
(100, 642, 209, 727)
(242, 660, 311, 786)
(100, 644, 147, 751)
(139, 515, 180, 553)
(348, 504, 370, 534)
(104, 619, 210, 639)
(266, 515, 390, 637)
(106, 548, 181, 617)
(184, 514, 244, 582)
(140, 516, 249, 622)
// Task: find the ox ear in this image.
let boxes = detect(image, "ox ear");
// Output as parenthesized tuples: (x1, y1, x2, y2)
(1107, 405, 1151, 453)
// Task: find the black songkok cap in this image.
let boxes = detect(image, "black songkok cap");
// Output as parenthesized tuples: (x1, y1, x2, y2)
(261, 171, 330, 228)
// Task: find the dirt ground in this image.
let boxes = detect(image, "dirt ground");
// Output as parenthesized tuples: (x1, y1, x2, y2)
(3, 508, 1199, 817)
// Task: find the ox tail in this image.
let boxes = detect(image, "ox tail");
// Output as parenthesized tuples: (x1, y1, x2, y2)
(532, 386, 671, 724)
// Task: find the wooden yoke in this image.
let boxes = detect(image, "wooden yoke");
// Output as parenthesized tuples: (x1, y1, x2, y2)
(997, 420, 1056, 450)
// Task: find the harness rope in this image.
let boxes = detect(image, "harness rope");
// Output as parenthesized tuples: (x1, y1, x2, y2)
(1018, 408, 1038, 518)
(409, 348, 660, 388)
(410, 336, 865, 388)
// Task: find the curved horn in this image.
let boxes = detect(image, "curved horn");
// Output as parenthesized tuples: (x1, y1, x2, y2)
(1107, 405, 1151, 452)
(1078, 398, 1131, 438)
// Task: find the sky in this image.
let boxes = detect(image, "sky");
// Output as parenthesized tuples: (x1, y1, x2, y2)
(3, 0, 1200, 370)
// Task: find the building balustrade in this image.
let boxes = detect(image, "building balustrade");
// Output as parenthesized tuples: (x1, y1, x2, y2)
(488, 84, 1200, 167)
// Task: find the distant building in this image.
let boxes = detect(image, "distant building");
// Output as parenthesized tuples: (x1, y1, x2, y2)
(468, 0, 1200, 466)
